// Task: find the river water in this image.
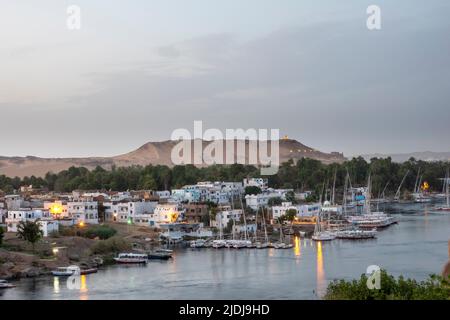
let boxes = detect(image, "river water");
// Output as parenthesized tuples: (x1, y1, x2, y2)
(1, 202, 449, 300)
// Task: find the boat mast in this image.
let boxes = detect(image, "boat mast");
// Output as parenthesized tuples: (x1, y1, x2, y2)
(414, 168, 421, 194)
(263, 207, 268, 243)
(239, 195, 248, 241)
(219, 211, 223, 240)
(254, 207, 258, 241)
(365, 174, 372, 215)
(231, 194, 236, 240)
(343, 172, 348, 217)
(395, 170, 409, 200)
(332, 168, 337, 205)
(446, 168, 449, 208)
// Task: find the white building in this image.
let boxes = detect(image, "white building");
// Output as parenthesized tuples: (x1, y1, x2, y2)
(104, 201, 157, 225)
(272, 202, 322, 220)
(212, 209, 243, 229)
(43, 201, 69, 218)
(5, 209, 58, 236)
(67, 201, 99, 224)
(4, 195, 23, 210)
(155, 191, 171, 199)
(243, 178, 268, 190)
(245, 194, 269, 210)
(148, 203, 183, 228)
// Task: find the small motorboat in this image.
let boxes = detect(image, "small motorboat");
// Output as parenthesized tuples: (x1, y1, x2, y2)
(212, 240, 226, 248)
(190, 239, 206, 248)
(51, 266, 81, 276)
(155, 248, 173, 254)
(0, 279, 16, 289)
(147, 251, 172, 260)
(312, 231, 336, 241)
(335, 228, 377, 239)
(114, 253, 148, 264)
(255, 242, 269, 249)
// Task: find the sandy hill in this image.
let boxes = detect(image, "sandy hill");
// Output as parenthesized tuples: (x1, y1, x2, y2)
(0, 139, 345, 178)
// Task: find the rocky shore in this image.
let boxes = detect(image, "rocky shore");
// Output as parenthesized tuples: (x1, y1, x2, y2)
(0, 222, 160, 280)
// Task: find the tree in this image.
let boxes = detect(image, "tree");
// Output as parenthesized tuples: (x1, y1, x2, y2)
(285, 191, 296, 204)
(268, 197, 282, 206)
(0, 226, 4, 246)
(245, 186, 262, 195)
(16, 220, 43, 252)
(284, 209, 297, 222)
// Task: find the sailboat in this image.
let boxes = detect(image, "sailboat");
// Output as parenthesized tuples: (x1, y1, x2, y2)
(347, 174, 396, 229)
(212, 211, 226, 248)
(312, 211, 336, 241)
(312, 182, 336, 241)
(256, 208, 270, 249)
(412, 169, 431, 203)
(322, 169, 342, 214)
(435, 169, 450, 211)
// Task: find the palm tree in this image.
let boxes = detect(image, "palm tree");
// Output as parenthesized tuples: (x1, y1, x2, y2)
(16, 219, 43, 253)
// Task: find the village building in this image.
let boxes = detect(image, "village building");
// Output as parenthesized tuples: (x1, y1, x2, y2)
(182, 203, 209, 225)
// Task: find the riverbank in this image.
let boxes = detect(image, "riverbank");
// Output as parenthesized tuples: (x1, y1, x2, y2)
(0, 222, 160, 280)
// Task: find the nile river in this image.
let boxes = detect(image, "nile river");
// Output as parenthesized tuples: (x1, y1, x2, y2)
(1, 202, 449, 300)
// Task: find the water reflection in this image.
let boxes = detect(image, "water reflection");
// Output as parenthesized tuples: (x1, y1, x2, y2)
(316, 241, 326, 297)
(80, 275, 88, 300)
(294, 236, 301, 257)
(53, 277, 60, 294)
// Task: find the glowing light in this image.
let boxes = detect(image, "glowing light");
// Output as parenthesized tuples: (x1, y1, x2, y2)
(170, 212, 179, 223)
(52, 248, 59, 255)
(50, 203, 63, 216)
(79, 221, 85, 227)
(421, 181, 430, 191)
(127, 218, 132, 225)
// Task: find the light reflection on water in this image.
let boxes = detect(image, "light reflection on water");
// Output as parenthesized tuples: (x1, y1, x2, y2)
(316, 242, 326, 297)
(1, 202, 449, 300)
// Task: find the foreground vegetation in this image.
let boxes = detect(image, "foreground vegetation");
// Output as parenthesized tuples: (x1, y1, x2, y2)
(0, 157, 449, 197)
(324, 270, 450, 300)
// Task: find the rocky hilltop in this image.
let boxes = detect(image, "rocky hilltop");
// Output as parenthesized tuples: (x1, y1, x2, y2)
(0, 139, 345, 177)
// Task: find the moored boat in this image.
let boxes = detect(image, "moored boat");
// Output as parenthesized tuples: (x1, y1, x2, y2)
(51, 266, 81, 276)
(113, 253, 148, 264)
(190, 239, 206, 248)
(312, 231, 336, 241)
(0, 279, 16, 289)
(335, 228, 377, 239)
(147, 251, 172, 260)
(212, 239, 226, 248)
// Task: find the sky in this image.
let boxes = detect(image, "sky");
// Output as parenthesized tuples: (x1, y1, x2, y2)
(0, 0, 449, 158)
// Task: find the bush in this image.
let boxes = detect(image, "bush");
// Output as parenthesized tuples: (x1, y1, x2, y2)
(324, 270, 450, 300)
(90, 236, 131, 255)
(59, 225, 77, 237)
(83, 225, 117, 240)
(59, 224, 117, 240)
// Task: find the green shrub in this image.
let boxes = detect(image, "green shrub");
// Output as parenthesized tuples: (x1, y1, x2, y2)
(83, 225, 117, 240)
(59, 225, 77, 237)
(90, 236, 130, 255)
(59, 224, 117, 240)
(324, 270, 450, 300)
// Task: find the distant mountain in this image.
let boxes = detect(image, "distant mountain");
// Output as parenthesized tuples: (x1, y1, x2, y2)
(360, 151, 450, 163)
(0, 139, 345, 178)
